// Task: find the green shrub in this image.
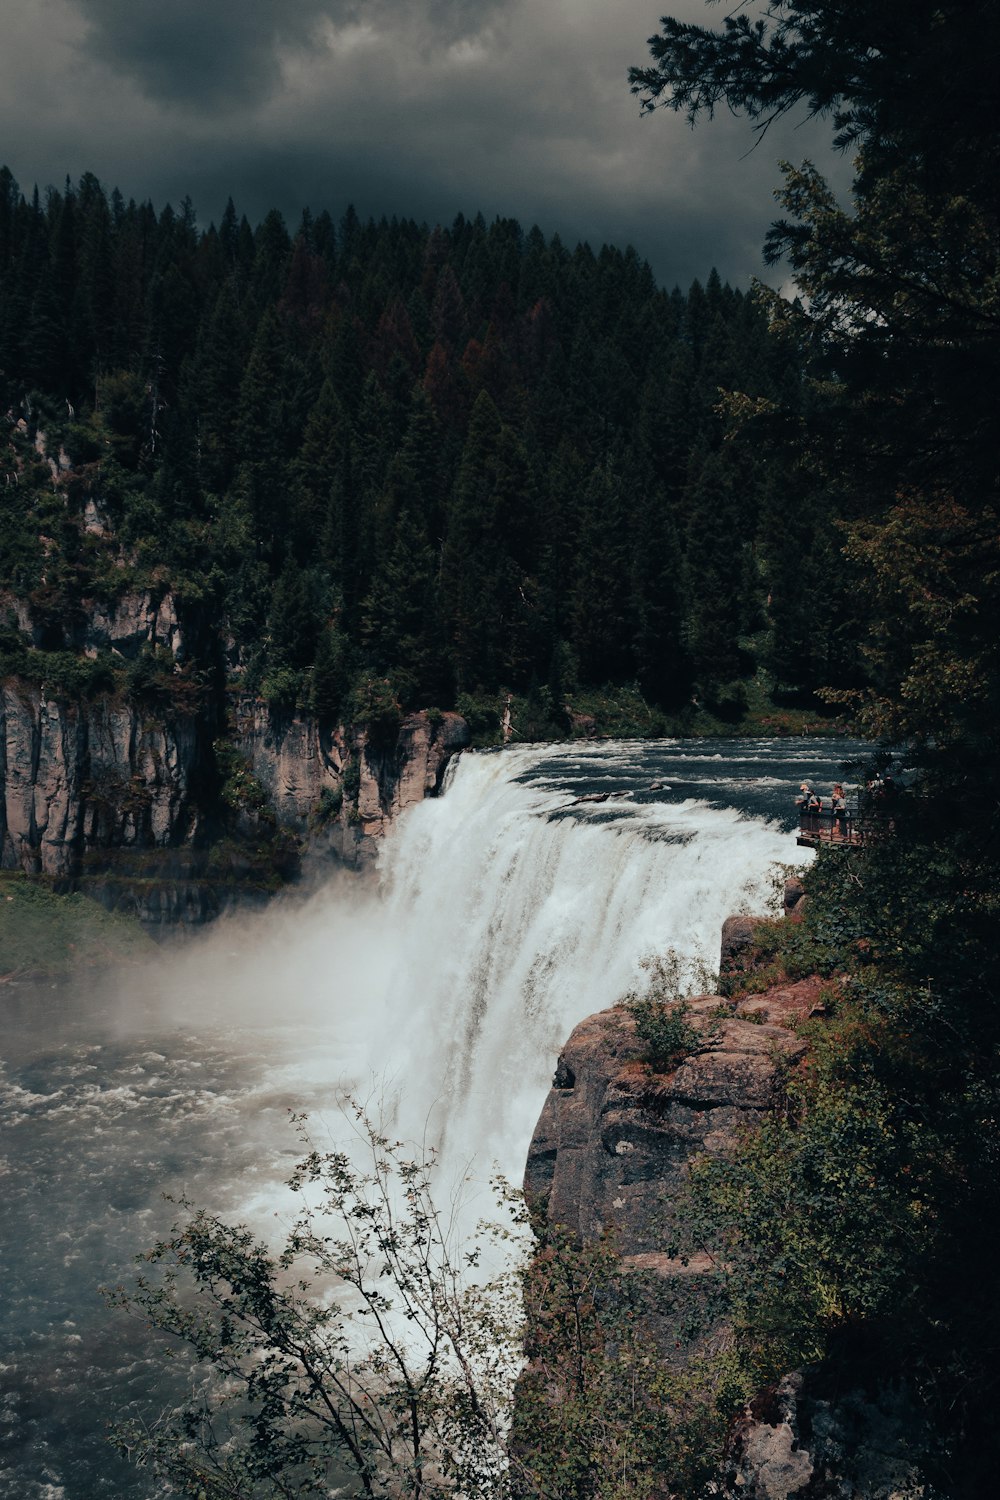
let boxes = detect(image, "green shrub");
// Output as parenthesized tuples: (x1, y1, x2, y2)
(341, 755, 361, 806)
(311, 785, 343, 827)
(632, 996, 703, 1071)
(348, 674, 402, 747)
(623, 950, 720, 1071)
(260, 666, 305, 713)
(455, 691, 500, 745)
(213, 740, 273, 820)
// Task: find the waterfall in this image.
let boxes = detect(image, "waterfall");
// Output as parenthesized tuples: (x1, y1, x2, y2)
(0, 736, 834, 1500)
(337, 742, 801, 1182)
(157, 739, 809, 1200)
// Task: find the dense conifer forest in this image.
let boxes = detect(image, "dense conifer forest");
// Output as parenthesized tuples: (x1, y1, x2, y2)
(3, 0, 1000, 1490)
(0, 163, 861, 733)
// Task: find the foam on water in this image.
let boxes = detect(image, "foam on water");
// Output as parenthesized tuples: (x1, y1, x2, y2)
(360, 743, 799, 1179)
(2, 735, 853, 1498)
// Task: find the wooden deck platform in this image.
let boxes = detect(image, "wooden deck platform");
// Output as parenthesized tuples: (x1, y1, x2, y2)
(796, 826, 864, 848)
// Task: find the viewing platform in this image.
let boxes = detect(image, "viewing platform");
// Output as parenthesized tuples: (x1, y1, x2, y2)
(796, 808, 874, 849)
(797, 813, 861, 848)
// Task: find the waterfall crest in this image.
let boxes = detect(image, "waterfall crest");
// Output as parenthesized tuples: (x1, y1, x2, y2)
(354, 743, 799, 1180)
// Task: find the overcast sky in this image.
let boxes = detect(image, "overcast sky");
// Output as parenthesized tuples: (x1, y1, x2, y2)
(0, 0, 847, 289)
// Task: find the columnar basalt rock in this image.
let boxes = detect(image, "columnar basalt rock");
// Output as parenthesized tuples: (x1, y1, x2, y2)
(230, 696, 347, 833)
(355, 711, 470, 841)
(1, 677, 470, 914)
(230, 704, 470, 866)
(0, 681, 201, 878)
(2, 585, 187, 660)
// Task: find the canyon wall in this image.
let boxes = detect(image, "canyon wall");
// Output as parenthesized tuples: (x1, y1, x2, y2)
(0, 589, 469, 925)
(522, 917, 932, 1500)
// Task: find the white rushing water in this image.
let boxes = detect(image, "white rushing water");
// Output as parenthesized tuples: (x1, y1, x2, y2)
(5, 735, 850, 1499)
(159, 739, 809, 1200)
(359, 742, 798, 1179)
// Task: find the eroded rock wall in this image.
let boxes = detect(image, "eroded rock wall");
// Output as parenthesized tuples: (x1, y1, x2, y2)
(231, 703, 469, 866)
(0, 680, 202, 878)
(1, 673, 469, 918)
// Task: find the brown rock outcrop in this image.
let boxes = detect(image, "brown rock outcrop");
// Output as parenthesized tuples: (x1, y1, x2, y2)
(525, 994, 808, 1257)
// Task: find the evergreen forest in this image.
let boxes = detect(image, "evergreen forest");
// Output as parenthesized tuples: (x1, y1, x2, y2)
(0, 163, 861, 733)
(3, 0, 1000, 1493)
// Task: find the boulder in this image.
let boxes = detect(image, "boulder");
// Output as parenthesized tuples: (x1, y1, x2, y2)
(718, 1371, 936, 1499)
(720, 912, 757, 973)
(783, 875, 806, 914)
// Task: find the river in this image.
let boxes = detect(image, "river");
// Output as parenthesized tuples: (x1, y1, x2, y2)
(0, 736, 862, 1497)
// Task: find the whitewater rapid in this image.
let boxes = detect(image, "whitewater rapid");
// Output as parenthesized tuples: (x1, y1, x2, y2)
(4, 735, 852, 1499)
(358, 741, 800, 1179)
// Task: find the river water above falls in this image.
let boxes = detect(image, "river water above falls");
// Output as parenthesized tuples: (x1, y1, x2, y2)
(1, 736, 862, 1497)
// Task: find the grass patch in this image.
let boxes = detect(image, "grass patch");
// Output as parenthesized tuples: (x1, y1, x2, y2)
(0, 872, 156, 979)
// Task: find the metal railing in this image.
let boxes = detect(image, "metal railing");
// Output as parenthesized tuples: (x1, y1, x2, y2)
(797, 804, 897, 848)
(797, 808, 862, 846)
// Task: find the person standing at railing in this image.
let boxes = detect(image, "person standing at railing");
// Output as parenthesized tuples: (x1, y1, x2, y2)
(831, 783, 848, 840)
(796, 783, 825, 836)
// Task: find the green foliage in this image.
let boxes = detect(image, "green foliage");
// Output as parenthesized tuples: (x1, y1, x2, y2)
(311, 784, 343, 827)
(105, 1109, 524, 1499)
(623, 950, 720, 1071)
(0, 160, 882, 717)
(340, 753, 361, 807)
(309, 623, 350, 723)
(348, 673, 403, 747)
(0, 639, 119, 699)
(514, 1226, 728, 1499)
(455, 692, 501, 746)
(213, 739, 273, 820)
(631, 997, 701, 1073)
(629, 10, 1000, 1484)
(0, 871, 156, 978)
(259, 664, 305, 714)
(105, 1106, 737, 1500)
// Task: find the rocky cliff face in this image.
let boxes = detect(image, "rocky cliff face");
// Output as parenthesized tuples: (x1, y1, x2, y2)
(523, 936, 931, 1499)
(230, 701, 469, 867)
(524, 988, 811, 1264)
(1, 598, 469, 922)
(0, 678, 204, 879)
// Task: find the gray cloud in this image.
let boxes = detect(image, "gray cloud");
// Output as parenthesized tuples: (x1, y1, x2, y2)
(77, 0, 514, 108)
(0, 0, 848, 287)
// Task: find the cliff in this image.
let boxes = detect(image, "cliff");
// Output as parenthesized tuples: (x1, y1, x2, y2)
(0, 677, 206, 879)
(524, 989, 811, 1264)
(230, 696, 469, 862)
(522, 920, 936, 1500)
(0, 603, 469, 926)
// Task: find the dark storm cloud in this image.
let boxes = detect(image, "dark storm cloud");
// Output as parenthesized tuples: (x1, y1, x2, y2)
(78, 0, 514, 107)
(0, 1, 847, 287)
